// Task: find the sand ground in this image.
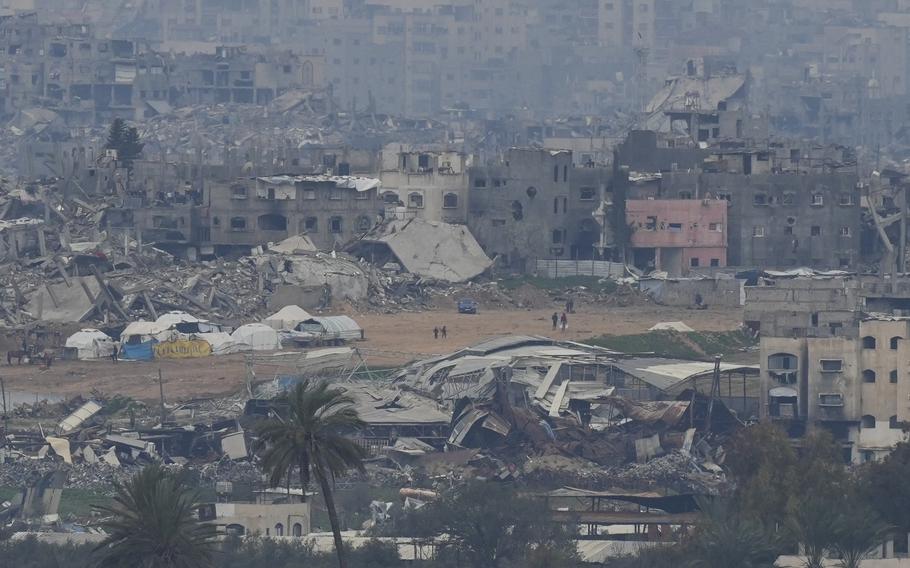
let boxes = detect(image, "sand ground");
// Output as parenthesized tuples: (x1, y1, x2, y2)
(0, 304, 743, 403)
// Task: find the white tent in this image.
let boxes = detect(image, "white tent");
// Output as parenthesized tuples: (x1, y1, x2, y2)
(155, 311, 222, 333)
(231, 323, 282, 351)
(263, 305, 313, 331)
(198, 332, 251, 355)
(155, 311, 200, 326)
(65, 329, 115, 360)
(120, 321, 175, 343)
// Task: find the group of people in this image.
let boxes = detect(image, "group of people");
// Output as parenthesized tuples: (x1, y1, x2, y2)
(433, 326, 448, 339)
(551, 312, 569, 331)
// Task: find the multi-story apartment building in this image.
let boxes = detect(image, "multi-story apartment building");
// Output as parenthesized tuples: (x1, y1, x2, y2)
(625, 199, 727, 275)
(467, 147, 611, 270)
(377, 144, 470, 224)
(172, 45, 323, 107)
(598, 0, 656, 48)
(104, 173, 384, 257)
(201, 174, 383, 253)
(612, 131, 862, 270)
(760, 317, 910, 463)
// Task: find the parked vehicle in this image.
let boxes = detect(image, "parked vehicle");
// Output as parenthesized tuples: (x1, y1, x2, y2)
(457, 298, 478, 314)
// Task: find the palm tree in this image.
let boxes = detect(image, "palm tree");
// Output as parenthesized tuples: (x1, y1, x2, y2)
(687, 497, 779, 568)
(788, 494, 839, 568)
(93, 464, 217, 568)
(256, 379, 367, 568)
(831, 502, 891, 568)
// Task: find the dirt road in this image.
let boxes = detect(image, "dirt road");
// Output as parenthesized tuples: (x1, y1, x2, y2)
(0, 305, 742, 403)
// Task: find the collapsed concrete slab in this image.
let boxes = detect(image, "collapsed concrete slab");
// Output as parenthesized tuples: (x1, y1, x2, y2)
(256, 252, 369, 310)
(348, 218, 492, 283)
(26, 277, 102, 322)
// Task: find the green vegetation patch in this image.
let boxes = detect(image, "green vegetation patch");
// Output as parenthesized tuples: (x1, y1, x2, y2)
(588, 329, 756, 360)
(0, 486, 111, 518)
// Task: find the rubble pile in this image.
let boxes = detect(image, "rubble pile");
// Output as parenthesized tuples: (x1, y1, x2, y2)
(0, 458, 137, 491)
(359, 272, 648, 314)
(135, 104, 448, 167)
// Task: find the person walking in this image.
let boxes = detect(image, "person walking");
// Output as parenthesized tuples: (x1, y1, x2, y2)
(433, 327, 439, 340)
(111, 341, 120, 363)
(441, 325, 447, 339)
(551, 312, 559, 330)
(560, 312, 568, 332)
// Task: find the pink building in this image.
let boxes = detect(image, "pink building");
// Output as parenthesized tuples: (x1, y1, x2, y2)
(626, 199, 727, 276)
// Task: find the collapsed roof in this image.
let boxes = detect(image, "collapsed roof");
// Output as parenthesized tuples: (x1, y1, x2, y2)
(348, 217, 492, 283)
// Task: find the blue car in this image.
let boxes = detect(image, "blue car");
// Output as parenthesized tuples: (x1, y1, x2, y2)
(457, 298, 478, 314)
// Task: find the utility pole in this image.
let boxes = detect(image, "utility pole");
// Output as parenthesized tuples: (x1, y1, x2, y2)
(901, 183, 907, 274)
(156, 368, 167, 425)
(0, 376, 8, 436)
(705, 355, 722, 432)
(634, 38, 650, 126)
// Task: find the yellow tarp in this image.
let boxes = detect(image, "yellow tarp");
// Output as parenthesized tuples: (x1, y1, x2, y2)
(153, 339, 212, 359)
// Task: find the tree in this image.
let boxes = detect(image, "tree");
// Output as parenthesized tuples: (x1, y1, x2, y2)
(404, 482, 579, 568)
(685, 497, 779, 568)
(725, 422, 797, 530)
(830, 498, 890, 568)
(861, 441, 910, 534)
(105, 118, 144, 167)
(787, 493, 839, 568)
(256, 380, 367, 568)
(92, 464, 217, 568)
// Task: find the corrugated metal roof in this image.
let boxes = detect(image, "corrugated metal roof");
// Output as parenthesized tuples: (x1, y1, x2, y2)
(57, 400, 103, 433)
(345, 385, 449, 425)
(299, 316, 362, 340)
(463, 335, 553, 355)
(613, 357, 758, 392)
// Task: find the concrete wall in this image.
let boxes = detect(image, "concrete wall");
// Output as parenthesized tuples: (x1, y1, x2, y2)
(205, 178, 382, 250)
(640, 277, 744, 307)
(744, 277, 861, 337)
(213, 502, 310, 538)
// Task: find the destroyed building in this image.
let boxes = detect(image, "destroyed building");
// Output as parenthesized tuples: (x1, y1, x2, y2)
(644, 57, 759, 144)
(171, 45, 324, 107)
(347, 217, 492, 283)
(610, 130, 862, 270)
(106, 174, 382, 257)
(377, 144, 470, 224)
(467, 148, 611, 270)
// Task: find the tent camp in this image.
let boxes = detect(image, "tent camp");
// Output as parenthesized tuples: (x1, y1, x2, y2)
(155, 311, 223, 334)
(264, 305, 313, 331)
(65, 329, 115, 360)
(120, 321, 174, 361)
(231, 323, 282, 351)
